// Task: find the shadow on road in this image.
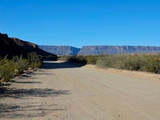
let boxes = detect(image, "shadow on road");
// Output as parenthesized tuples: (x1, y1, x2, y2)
(0, 103, 66, 119)
(0, 88, 70, 99)
(42, 61, 86, 69)
(0, 64, 71, 119)
(14, 81, 42, 84)
(0, 88, 70, 118)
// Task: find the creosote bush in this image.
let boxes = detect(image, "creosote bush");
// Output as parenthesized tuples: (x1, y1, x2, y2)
(96, 54, 160, 73)
(27, 52, 42, 69)
(0, 53, 42, 83)
(59, 54, 160, 74)
(0, 57, 15, 82)
(59, 55, 98, 64)
(13, 56, 28, 75)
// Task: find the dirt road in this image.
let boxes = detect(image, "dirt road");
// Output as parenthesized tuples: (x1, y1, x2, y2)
(0, 61, 160, 120)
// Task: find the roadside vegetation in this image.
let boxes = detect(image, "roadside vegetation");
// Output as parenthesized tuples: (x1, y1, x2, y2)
(59, 54, 160, 74)
(0, 53, 42, 84)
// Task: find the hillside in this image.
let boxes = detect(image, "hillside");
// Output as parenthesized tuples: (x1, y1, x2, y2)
(39, 45, 80, 55)
(0, 33, 57, 59)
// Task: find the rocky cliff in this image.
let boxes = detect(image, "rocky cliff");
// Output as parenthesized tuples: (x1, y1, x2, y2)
(78, 46, 160, 55)
(0, 33, 57, 59)
(39, 46, 80, 55)
(39, 45, 160, 55)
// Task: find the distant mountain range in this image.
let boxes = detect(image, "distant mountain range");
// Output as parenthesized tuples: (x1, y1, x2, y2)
(78, 46, 160, 55)
(39, 45, 160, 55)
(2, 32, 159, 58)
(39, 46, 80, 55)
(0, 33, 57, 59)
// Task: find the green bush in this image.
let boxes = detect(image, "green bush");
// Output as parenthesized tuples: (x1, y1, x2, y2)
(143, 55, 160, 73)
(0, 52, 42, 83)
(59, 55, 98, 64)
(59, 56, 86, 63)
(85, 56, 98, 64)
(58, 56, 72, 62)
(13, 56, 28, 75)
(27, 52, 42, 69)
(0, 57, 15, 82)
(59, 54, 160, 74)
(96, 54, 160, 73)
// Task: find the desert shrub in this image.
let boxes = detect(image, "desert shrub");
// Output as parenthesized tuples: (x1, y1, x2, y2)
(58, 56, 71, 62)
(96, 55, 122, 68)
(96, 54, 160, 73)
(0, 53, 43, 83)
(59, 56, 86, 63)
(96, 55, 111, 68)
(59, 54, 160, 73)
(84, 56, 99, 64)
(12, 56, 28, 75)
(59, 55, 98, 64)
(143, 55, 160, 73)
(120, 55, 141, 70)
(76, 56, 87, 63)
(27, 52, 42, 69)
(0, 57, 15, 82)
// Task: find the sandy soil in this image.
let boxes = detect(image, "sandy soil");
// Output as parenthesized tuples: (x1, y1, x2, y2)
(0, 61, 160, 120)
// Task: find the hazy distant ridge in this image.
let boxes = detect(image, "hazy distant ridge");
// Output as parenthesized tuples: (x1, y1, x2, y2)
(39, 45, 160, 55)
(78, 46, 160, 55)
(39, 45, 80, 55)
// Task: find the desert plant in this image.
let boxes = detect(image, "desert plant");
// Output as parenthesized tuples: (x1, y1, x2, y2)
(96, 54, 160, 73)
(0, 57, 15, 82)
(12, 56, 28, 75)
(27, 52, 42, 69)
(0, 53, 43, 83)
(59, 54, 160, 73)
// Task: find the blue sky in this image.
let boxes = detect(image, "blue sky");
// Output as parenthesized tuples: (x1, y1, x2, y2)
(0, 0, 160, 48)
